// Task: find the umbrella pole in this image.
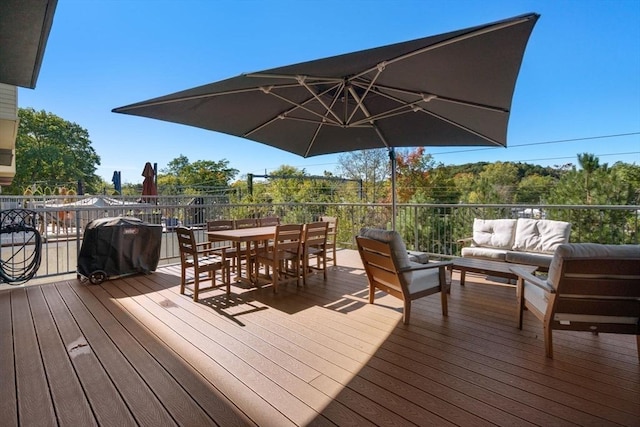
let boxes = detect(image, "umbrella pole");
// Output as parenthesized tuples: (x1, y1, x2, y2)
(389, 148, 396, 231)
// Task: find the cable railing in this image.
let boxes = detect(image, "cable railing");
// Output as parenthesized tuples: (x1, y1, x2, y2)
(0, 194, 637, 283)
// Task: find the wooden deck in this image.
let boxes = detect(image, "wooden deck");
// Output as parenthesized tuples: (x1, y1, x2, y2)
(1, 249, 638, 426)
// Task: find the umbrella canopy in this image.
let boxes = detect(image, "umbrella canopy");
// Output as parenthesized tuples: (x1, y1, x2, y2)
(114, 13, 539, 228)
(141, 162, 157, 202)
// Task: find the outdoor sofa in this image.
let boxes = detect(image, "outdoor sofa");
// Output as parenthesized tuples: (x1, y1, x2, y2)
(459, 218, 571, 271)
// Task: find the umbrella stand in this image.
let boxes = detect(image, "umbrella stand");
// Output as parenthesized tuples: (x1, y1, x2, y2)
(390, 148, 397, 230)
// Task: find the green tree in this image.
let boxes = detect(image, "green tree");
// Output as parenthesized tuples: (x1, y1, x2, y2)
(428, 166, 460, 203)
(577, 152, 607, 204)
(263, 165, 308, 203)
(7, 108, 101, 194)
(478, 162, 519, 203)
(453, 172, 477, 203)
(516, 174, 555, 203)
(395, 147, 436, 203)
(337, 149, 389, 203)
(158, 154, 238, 195)
(548, 156, 636, 243)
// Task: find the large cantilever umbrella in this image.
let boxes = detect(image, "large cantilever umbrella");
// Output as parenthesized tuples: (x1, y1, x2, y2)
(113, 13, 539, 229)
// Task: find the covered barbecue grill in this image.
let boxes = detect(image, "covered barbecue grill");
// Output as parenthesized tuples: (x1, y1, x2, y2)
(77, 216, 162, 284)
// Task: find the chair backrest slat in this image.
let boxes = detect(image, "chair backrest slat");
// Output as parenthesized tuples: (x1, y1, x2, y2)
(274, 224, 303, 255)
(356, 236, 404, 294)
(235, 218, 258, 229)
(176, 226, 198, 258)
(303, 221, 328, 248)
(258, 216, 280, 227)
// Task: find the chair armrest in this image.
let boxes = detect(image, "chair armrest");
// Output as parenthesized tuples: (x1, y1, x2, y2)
(509, 266, 555, 293)
(398, 261, 452, 273)
(195, 241, 211, 250)
(457, 237, 473, 247)
(209, 245, 232, 254)
(196, 242, 232, 259)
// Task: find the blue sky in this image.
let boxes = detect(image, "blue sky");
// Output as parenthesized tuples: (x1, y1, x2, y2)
(19, 0, 640, 185)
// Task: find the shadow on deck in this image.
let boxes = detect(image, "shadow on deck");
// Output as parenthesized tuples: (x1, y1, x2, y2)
(1, 249, 638, 426)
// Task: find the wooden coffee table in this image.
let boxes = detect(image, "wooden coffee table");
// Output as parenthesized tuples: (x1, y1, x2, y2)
(450, 257, 537, 286)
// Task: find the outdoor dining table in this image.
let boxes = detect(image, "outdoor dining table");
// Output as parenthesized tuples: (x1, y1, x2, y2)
(206, 225, 276, 285)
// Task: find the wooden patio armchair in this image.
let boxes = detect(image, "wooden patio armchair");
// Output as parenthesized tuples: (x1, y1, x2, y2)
(356, 228, 451, 325)
(510, 243, 640, 359)
(255, 223, 303, 293)
(176, 226, 231, 301)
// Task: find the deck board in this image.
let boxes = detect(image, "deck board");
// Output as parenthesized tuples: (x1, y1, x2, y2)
(64, 281, 217, 427)
(27, 286, 96, 427)
(12, 288, 57, 427)
(0, 290, 18, 427)
(1, 249, 638, 426)
(41, 283, 138, 427)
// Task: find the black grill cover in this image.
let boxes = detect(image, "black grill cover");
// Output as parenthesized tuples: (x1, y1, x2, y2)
(77, 216, 162, 281)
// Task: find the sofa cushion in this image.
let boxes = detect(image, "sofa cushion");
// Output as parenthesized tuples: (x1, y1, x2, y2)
(505, 250, 554, 269)
(512, 219, 571, 254)
(471, 218, 517, 249)
(547, 243, 640, 291)
(461, 246, 508, 261)
(359, 228, 413, 281)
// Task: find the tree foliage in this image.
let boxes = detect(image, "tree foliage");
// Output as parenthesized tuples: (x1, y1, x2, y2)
(157, 154, 238, 195)
(7, 108, 101, 194)
(337, 149, 389, 203)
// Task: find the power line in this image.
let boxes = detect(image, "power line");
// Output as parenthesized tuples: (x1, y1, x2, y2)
(432, 132, 640, 155)
(251, 132, 640, 174)
(509, 151, 640, 164)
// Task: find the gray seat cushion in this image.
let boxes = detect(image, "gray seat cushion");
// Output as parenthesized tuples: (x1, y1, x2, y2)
(461, 246, 508, 261)
(505, 250, 554, 269)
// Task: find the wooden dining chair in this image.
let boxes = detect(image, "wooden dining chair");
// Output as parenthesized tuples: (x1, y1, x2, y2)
(255, 224, 303, 293)
(176, 226, 230, 301)
(258, 216, 280, 227)
(231, 218, 260, 275)
(319, 216, 338, 266)
(207, 219, 239, 272)
(234, 218, 258, 229)
(301, 221, 328, 285)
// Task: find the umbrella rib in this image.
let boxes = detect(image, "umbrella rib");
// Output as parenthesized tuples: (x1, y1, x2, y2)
(297, 77, 344, 124)
(347, 87, 391, 150)
(115, 85, 300, 110)
(351, 15, 535, 82)
(348, 84, 505, 146)
(418, 108, 504, 146)
(349, 105, 419, 126)
(246, 73, 344, 84)
(346, 67, 383, 125)
(352, 81, 509, 113)
(245, 84, 344, 137)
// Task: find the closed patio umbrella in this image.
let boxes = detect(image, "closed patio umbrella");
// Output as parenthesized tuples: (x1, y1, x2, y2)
(141, 162, 157, 203)
(113, 13, 539, 229)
